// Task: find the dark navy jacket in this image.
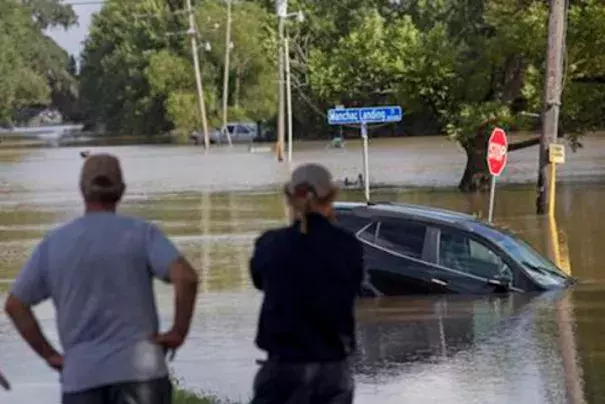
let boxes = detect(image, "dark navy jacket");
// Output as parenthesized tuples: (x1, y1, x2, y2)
(250, 213, 364, 362)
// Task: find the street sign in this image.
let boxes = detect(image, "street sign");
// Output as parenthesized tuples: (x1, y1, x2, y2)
(326, 105, 403, 202)
(487, 127, 508, 177)
(486, 127, 508, 223)
(549, 143, 565, 164)
(327, 106, 403, 125)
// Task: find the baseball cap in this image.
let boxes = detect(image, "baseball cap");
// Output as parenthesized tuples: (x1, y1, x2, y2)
(285, 163, 337, 199)
(79, 153, 125, 201)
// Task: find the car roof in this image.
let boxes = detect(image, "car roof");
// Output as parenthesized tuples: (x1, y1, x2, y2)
(333, 201, 482, 230)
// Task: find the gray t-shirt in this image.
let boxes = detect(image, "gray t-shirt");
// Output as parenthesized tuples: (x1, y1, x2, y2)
(10, 212, 181, 393)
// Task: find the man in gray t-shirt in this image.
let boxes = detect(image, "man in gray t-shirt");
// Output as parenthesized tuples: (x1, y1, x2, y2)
(4, 153, 199, 404)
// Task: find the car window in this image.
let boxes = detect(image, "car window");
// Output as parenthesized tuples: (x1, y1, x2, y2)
(373, 220, 426, 259)
(226, 125, 235, 133)
(358, 222, 378, 243)
(439, 230, 507, 279)
(236, 125, 250, 134)
(334, 211, 372, 234)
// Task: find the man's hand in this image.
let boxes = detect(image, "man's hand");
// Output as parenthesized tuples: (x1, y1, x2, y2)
(153, 329, 186, 351)
(44, 353, 64, 371)
(153, 329, 186, 361)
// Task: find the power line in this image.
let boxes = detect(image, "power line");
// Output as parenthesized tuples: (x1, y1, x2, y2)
(62, 1, 106, 6)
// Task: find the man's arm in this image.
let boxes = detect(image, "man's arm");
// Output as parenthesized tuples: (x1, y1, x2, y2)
(166, 257, 199, 339)
(4, 242, 61, 369)
(4, 296, 61, 367)
(146, 224, 199, 343)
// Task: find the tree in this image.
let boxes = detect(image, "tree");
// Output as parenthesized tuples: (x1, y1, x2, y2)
(195, 0, 277, 121)
(79, 0, 276, 136)
(79, 0, 180, 134)
(0, 0, 78, 125)
(305, 0, 605, 192)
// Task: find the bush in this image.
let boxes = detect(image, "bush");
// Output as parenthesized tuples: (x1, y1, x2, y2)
(171, 376, 238, 404)
(173, 387, 227, 404)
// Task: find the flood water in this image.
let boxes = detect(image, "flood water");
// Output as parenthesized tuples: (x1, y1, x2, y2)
(1, 135, 605, 403)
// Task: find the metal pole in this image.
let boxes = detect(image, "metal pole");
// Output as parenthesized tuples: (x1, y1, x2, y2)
(548, 161, 557, 217)
(276, 15, 285, 162)
(537, 0, 567, 214)
(285, 31, 293, 163)
(186, 0, 210, 150)
(361, 123, 370, 202)
(222, 0, 233, 147)
(488, 175, 496, 223)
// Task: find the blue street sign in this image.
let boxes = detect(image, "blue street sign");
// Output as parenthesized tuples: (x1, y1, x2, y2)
(327, 106, 403, 125)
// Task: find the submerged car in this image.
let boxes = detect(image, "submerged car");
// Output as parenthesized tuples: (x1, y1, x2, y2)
(209, 122, 258, 144)
(334, 202, 575, 296)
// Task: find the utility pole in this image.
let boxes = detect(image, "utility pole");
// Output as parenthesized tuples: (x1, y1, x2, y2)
(285, 30, 293, 163)
(186, 0, 210, 149)
(537, 0, 567, 214)
(222, 0, 233, 146)
(276, 0, 286, 162)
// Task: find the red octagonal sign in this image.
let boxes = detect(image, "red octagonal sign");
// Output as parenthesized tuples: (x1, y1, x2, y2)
(487, 127, 508, 177)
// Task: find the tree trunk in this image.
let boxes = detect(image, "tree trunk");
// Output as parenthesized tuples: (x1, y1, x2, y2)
(458, 134, 541, 192)
(458, 140, 492, 193)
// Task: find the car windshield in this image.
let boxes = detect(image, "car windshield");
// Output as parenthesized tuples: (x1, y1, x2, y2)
(469, 222, 570, 286)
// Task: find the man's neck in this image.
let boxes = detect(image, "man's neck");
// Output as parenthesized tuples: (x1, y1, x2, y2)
(85, 202, 117, 213)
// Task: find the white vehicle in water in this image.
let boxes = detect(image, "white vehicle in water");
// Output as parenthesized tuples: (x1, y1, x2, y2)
(209, 122, 258, 144)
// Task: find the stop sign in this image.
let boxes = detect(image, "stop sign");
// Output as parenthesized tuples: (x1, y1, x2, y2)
(487, 127, 508, 176)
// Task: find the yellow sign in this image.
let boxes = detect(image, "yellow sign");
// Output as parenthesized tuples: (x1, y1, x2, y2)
(549, 143, 566, 164)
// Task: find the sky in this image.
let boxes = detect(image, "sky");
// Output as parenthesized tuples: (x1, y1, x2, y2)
(46, 3, 102, 57)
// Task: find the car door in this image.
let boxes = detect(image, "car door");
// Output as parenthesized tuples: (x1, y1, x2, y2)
(357, 218, 451, 295)
(434, 228, 514, 294)
(234, 124, 253, 142)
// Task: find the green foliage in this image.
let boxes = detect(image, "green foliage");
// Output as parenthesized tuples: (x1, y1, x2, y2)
(79, 0, 178, 134)
(307, 0, 550, 145)
(77, 0, 605, 160)
(0, 0, 77, 125)
(79, 0, 276, 135)
(173, 387, 226, 404)
(171, 377, 238, 404)
(21, 0, 78, 29)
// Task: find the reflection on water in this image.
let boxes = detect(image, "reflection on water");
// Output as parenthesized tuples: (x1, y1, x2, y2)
(1, 138, 605, 402)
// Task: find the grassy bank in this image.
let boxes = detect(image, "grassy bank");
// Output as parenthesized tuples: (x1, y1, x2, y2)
(174, 387, 231, 404)
(172, 378, 240, 404)
(174, 387, 239, 404)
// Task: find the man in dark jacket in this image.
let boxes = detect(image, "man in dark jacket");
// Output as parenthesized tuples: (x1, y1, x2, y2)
(249, 163, 364, 404)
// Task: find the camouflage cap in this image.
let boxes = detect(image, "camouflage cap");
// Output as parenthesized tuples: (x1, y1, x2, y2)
(285, 163, 337, 199)
(79, 153, 125, 201)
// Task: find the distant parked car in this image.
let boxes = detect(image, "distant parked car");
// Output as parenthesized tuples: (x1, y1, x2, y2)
(209, 122, 258, 144)
(334, 201, 575, 297)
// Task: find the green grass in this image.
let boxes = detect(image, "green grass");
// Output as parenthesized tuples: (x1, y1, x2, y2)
(171, 376, 240, 404)
(173, 387, 226, 404)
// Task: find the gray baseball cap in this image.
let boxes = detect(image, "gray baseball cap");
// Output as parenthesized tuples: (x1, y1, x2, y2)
(79, 153, 125, 200)
(285, 163, 337, 199)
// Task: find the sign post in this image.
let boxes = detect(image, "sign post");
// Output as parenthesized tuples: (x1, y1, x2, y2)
(360, 122, 370, 201)
(327, 105, 403, 202)
(486, 127, 508, 223)
(548, 142, 566, 217)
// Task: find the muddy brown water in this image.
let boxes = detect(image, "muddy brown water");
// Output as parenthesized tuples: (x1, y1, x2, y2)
(1, 136, 605, 403)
